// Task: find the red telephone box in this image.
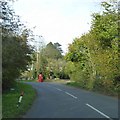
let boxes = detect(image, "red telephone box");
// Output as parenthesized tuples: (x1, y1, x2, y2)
(38, 74, 43, 82)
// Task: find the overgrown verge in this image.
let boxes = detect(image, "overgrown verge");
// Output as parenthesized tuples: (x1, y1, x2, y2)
(2, 82, 36, 118)
(66, 81, 119, 97)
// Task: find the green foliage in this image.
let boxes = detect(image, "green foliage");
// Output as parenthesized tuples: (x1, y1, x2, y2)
(46, 58, 67, 79)
(38, 55, 48, 79)
(54, 42, 63, 54)
(65, 1, 120, 94)
(33, 42, 69, 80)
(91, 1, 118, 49)
(42, 42, 63, 60)
(2, 1, 33, 90)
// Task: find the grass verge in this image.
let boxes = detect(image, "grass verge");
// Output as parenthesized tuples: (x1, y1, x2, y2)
(2, 82, 36, 118)
(66, 81, 118, 97)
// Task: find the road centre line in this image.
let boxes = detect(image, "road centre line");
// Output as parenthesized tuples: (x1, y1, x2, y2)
(47, 84, 113, 119)
(65, 92, 77, 99)
(54, 87, 77, 99)
(86, 103, 113, 120)
(55, 88, 63, 91)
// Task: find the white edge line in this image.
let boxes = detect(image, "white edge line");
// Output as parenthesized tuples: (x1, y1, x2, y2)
(86, 103, 113, 120)
(65, 92, 77, 99)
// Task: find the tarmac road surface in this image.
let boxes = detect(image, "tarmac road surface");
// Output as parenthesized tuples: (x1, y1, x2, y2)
(23, 82, 119, 119)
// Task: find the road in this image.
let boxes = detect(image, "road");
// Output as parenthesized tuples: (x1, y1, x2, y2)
(23, 82, 118, 119)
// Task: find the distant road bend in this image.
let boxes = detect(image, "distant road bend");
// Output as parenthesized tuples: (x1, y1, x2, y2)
(23, 82, 118, 119)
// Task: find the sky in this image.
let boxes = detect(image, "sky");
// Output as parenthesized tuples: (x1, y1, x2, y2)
(13, 0, 103, 54)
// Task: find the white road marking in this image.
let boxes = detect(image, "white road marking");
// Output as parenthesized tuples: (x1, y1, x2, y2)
(45, 84, 113, 119)
(65, 92, 77, 99)
(86, 103, 113, 120)
(56, 88, 62, 91)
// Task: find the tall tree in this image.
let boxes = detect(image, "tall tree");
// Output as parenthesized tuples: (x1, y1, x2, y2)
(91, 1, 118, 49)
(2, 1, 33, 90)
(65, 0, 119, 92)
(42, 42, 62, 59)
(54, 42, 63, 54)
(36, 42, 67, 79)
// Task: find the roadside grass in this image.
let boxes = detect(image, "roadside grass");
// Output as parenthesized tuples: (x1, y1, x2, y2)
(66, 81, 119, 97)
(2, 82, 36, 118)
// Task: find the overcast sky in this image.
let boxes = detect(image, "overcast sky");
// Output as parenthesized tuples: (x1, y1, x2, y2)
(13, 0, 103, 53)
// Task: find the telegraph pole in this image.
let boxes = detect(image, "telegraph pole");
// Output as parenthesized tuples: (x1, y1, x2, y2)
(34, 35, 44, 74)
